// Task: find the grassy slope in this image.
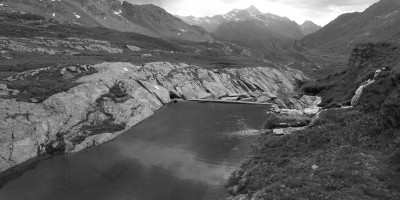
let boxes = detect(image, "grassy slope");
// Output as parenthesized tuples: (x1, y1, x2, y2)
(301, 42, 400, 107)
(227, 42, 400, 199)
(227, 108, 400, 199)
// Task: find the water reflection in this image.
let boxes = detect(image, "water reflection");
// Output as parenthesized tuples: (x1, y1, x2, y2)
(0, 102, 270, 200)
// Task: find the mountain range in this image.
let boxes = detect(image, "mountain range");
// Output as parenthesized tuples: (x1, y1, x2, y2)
(0, 0, 211, 42)
(179, 5, 321, 37)
(179, 6, 320, 50)
(1, 0, 400, 198)
(1, 0, 399, 56)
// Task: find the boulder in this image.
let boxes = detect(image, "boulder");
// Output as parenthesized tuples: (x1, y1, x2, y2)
(0, 90, 9, 96)
(265, 110, 311, 129)
(262, 92, 277, 98)
(303, 107, 320, 115)
(198, 92, 213, 99)
(240, 97, 256, 102)
(270, 104, 281, 113)
(221, 97, 239, 101)
(257, 95, 272, 103)
(182, 91, 197, 100)
(227, 93, 241, 97)
(273, 127, 307, 135)
(0, 84, 7, 90)
(126, 45, 142, 51)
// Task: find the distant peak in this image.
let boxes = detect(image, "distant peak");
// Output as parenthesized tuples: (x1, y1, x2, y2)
(302, 20, 316, 25)
(245, 5, 262, 15)
(302, 20, 321, 27)
(248, 5, 257, 10)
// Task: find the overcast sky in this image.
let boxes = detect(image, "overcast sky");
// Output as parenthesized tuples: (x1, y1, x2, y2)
(124, 0, 380, 26)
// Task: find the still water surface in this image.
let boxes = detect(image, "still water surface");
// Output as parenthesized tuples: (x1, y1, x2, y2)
(0, 102, 270, 200)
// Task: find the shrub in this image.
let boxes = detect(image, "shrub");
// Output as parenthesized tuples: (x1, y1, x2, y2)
(301, 82, 331, 95)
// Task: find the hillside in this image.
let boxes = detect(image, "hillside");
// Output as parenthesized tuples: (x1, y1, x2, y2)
(0, 0, 211, 41)
(1, 10, 282, 80)
(212, 20, 294, 50)
(302, 41, 400, 108)
(303, 0, 400, 54)
(121, 2, 211, 42)
(227, 40, 400, 200)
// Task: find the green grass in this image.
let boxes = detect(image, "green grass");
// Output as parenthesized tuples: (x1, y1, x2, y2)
(301, 42, 400, 108)
(0, 65, 95, 102)
(226, 108, 400, 199)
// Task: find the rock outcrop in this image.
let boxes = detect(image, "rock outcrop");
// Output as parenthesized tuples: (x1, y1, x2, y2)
(0, 36, 123, 58)
(0, 61, 315, 180)
(264, 96, 321, 135)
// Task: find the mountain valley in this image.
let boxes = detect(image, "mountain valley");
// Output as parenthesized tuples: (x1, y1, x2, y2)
(0, 0, 399, 199)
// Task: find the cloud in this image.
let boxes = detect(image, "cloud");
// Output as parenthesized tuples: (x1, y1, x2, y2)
(121, 0, 380, 26)
(282, 0, 377, 8)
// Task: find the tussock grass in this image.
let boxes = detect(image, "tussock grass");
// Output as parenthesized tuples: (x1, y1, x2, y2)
(227, 108, 400, 199)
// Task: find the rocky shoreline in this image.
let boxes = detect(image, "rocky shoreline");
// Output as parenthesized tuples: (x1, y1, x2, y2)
(0, 61, 318, 187)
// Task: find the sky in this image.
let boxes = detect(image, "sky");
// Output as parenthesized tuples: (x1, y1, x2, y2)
(124, 0, 380, 26)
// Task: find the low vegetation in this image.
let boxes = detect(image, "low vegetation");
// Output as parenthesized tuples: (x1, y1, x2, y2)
(301, 42, 400, 108)
(227, 108, 400, 199)
(227, 41, 400, 199)
(0, 65, 95, 102)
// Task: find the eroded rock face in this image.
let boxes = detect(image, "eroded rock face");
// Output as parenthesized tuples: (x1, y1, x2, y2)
(0, 61, 315, 176)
